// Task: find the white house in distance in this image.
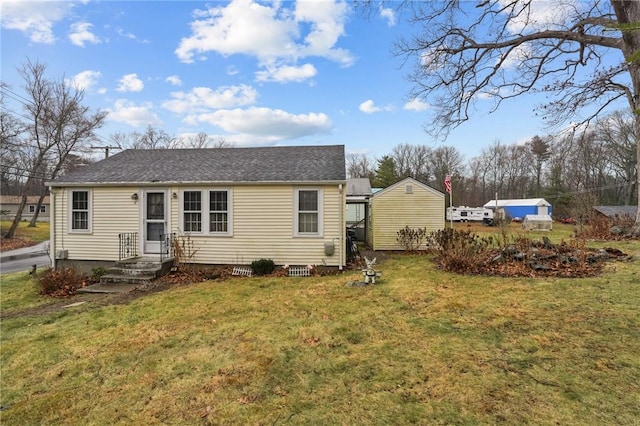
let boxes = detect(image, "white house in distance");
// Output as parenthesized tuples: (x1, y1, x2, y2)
(367, 177, 445, 250)
(46, 145, 347, 272)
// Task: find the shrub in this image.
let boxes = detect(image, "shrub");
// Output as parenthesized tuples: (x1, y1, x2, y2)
(396, 226, 428, 251)
(251, 258, 275, 276)
(429, 229, 494, 273)
(91, 267, 108, 282)
(39, 268, 88, 297)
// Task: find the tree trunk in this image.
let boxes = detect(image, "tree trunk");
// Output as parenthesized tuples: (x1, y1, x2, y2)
(610, 0, 640, 232)
(4, 194, 27, 238)
(28, 192, 48, 227)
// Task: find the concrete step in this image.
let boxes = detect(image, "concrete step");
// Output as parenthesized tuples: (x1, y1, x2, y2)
(100, 273, 156, 285)
(107, 266, 162, 277)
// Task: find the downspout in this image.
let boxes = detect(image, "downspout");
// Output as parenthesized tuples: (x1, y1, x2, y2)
(50, 187, 56, 270)
(339, 183, 344, 271)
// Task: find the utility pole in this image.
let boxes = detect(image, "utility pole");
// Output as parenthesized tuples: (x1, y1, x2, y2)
(90, 146, 120, 159)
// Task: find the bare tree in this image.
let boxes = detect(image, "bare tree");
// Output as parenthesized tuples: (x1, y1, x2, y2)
(2, 59, 105, 238)
(528, 136, 552, 197)
(391, 0, 640, 230)
(391, 143, 431, 182)
(346, 153, 375, 179)
(209, 135, 234, 148)
(131, 125, 177, 149)
(428, 145, 465, 194)
(594, 110, 637, 205)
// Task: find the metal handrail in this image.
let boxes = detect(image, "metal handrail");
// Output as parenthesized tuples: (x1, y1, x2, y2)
(119, 232, 138, 261)
(160, 233, 175, 262)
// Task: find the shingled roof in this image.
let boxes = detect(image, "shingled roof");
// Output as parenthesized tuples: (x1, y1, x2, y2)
(49, 145, 345, 186)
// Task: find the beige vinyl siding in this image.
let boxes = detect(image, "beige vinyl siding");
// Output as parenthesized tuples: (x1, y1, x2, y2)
(54, 187, 141, 261)
(369, 179, 444, 250)
(54, 183, 345, 266)
(170, 184, 345, 266)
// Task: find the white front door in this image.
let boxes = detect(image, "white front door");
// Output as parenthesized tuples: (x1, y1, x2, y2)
(143, 190, 167, 254)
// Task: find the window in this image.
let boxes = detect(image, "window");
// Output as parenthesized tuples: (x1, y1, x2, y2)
(28, 205, 45, 213)
(181, 189, 232, 235)
(295, 189, 322, 236)
(70, 190, 91, 232)
(209, 191, 228, 233)
(183, 191, 202, 232)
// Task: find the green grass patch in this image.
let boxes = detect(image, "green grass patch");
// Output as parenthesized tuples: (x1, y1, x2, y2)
(1, 241, 639, 424)
(1, 220, 50, 243)
(0, 272, 51, 315)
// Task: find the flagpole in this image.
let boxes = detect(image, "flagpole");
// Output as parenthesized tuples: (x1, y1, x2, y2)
(449, 183, 453, 229)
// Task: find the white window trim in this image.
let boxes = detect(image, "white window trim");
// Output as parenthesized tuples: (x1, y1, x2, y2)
(294, 188, 323, 238)
(180, 188, 233, 236)
(68, 189, 92, 234)
(208, 188, 233, 236)
(181, 189, 204, 234)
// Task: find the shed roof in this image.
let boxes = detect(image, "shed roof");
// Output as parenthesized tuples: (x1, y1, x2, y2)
(49, 145, 346, 186)
(372, 177, 444, 199)
(593, 205, 638, 218)
(483, 198, 551, 208)
(346, 178, 372, 197)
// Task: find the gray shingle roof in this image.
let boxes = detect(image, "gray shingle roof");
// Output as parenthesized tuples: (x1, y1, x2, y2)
(50, 145, 345, 185)
(593, 205, 638, 218)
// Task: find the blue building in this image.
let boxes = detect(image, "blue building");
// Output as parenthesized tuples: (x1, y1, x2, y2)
(483, 198, 552, 220)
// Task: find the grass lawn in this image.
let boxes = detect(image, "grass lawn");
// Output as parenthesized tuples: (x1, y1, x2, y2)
(1, 234, 639, 424)
(0, 221, 50, 250)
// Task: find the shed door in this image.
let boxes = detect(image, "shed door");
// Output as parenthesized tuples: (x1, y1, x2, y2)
(143, 190, 166, 254)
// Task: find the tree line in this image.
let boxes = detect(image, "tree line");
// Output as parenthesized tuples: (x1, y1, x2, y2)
(347, 110, 637, 218)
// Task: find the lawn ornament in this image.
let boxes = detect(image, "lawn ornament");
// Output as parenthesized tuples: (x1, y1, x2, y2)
(362, 256, 381, 284)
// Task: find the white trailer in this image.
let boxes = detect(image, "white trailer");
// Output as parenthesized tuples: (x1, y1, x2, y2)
(446, 206, 494, 222)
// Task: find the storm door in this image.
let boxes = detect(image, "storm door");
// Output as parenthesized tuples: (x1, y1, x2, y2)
(143, 190, 167, 254)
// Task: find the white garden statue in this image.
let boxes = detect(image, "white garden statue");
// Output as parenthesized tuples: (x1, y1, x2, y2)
(362, 256, 381, 284)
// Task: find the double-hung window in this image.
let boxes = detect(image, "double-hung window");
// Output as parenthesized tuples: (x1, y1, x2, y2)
(295, 189, 322, 236)
(183, 191, 202, 232)
(209, 190, 228, 233)
(70, 190, 91, 232)
(182, 189, 232, 235)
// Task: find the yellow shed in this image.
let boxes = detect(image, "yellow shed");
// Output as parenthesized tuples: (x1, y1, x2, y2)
(367, 177, 445, 250)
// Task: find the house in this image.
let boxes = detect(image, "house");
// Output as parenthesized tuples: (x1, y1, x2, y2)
(483, 198, 552, 220)
(47, 145, 347, 272)
(345, 178, 372, 241)
(0, 195, 51, 222)
(366, 177, 445, 250)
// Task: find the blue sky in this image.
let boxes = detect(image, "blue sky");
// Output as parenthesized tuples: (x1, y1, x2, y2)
(0, 0, 618, 162)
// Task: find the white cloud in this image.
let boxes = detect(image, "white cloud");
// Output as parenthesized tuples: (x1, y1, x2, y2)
(162, 85, 258, 114)
(175, 0, 353, 82)
(166, 75, 182, 86)
(191, 107, 332, 142)
(107, 99, 162, 127)
(68, 22, 101, 47)
(255, 63, 317, 83)
(66, 70, 102, 91)
(117, 73, 144, 92)
(403, 98, 429, 112)
(359, 99, 393, 114)
(499, 0, 581, 33)
(501, 44, 532, 69)
(1, 1, 73, 44)
(379, 6, 396, 27)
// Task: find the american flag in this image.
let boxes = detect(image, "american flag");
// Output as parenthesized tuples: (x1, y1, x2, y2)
(444, 175, 451, 193)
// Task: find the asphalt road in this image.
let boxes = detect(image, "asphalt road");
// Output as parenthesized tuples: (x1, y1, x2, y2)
(0, 242, 51, 275)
